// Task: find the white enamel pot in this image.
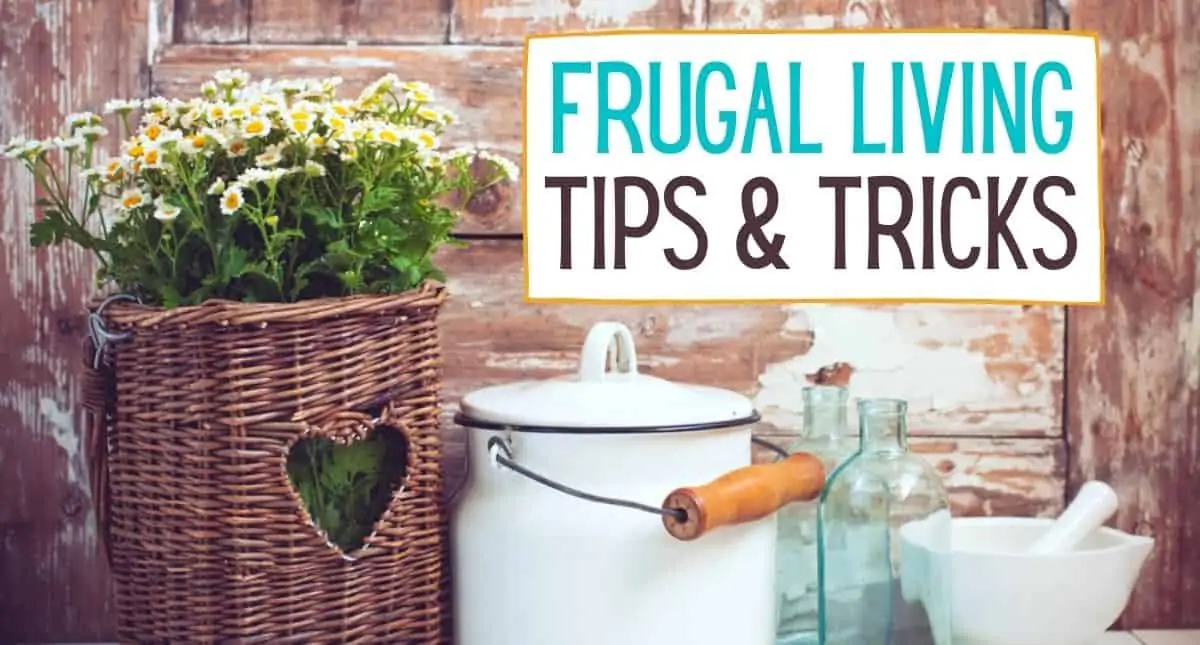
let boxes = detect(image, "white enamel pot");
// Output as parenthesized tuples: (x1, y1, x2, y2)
(450, 322, 826, 645)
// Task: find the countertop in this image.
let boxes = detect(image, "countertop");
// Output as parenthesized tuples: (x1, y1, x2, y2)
(44, 633, 1200, 644)
(1100, 632, 1199, 644)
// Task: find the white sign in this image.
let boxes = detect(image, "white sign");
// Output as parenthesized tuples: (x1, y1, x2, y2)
(521, 31, 1103, 305)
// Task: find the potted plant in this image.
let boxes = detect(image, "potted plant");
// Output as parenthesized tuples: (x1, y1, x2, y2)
(3, 69, 514, 642)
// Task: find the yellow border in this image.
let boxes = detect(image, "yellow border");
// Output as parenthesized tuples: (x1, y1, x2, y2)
(519, 29, 1106, 307)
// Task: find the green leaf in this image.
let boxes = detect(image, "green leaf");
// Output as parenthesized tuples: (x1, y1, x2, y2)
(29, 219, 61, 246)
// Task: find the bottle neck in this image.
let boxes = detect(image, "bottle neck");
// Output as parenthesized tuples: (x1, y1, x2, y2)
(857, 399, 908, 454)
(801, 385, 848, 440)
(804, 405, 847, 439)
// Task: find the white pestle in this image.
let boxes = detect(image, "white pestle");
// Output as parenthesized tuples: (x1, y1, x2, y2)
(1025, 480, 1120, 555)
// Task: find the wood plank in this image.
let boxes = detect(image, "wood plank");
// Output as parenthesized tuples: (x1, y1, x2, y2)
(706, 0, 1042, 29)
(758, 436, 1065, 518)
(1067, 0, 1200, 630)
(150, 44, 522, 233)
(451, 0, 701, 45)
(0, 0, 151, 641)
(249, 0, 450, 45)
(174, 0, 249, 43)
(434, 240, 1064, 439)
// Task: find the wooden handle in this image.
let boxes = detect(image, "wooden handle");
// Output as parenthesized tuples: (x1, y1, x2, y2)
(661, 452, 825, 541)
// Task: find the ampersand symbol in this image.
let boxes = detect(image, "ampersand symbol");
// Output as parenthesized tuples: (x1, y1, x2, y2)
(736, 177, 790, 269)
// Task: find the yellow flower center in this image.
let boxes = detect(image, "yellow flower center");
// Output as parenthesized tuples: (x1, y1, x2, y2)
(128, 144, 144, 158)
(292, 119, 311, 133)
(328, 116, 346, 131)
(144, 124, 162, 140)
(332, 105, 350, 116)
(379, 130, 400, 144)
(312, 136, 326, 147)
(191, 135, 206, 148)
(210, 107, 226, 119)
(223, 193, 240, 210)
(144, 149, 160, 165)
(229, 140, 246, 154)
(229, 107, 246, 119)
(417, 132, 435, 148)
(122, 194, 142, 209)
(245, 120, 265, 135)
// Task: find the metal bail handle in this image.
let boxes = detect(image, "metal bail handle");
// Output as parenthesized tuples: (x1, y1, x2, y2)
(485, 435, 823, 542)
(486, 435, 685, 521)
(578, 322, 639, 382)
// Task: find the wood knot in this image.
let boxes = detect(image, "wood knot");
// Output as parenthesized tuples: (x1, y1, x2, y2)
(466, 185, 504, 218)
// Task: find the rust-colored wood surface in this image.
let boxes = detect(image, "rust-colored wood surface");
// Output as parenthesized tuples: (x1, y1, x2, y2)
(251, 0, 449, 44)
(0, 0, 1195, 640)
(1066, 0, 1200, 630)
(0, 0, 148, 641)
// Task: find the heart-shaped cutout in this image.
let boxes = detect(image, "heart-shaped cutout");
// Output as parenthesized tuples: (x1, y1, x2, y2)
(286, 423, 409, 554)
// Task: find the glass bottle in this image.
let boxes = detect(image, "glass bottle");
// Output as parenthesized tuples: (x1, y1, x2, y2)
(775, 385, 858, 645)
(817, 398, 953, 645)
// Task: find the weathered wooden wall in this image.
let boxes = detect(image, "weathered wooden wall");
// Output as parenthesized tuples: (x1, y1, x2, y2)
(0, 0, 1194, 640)
(1067, 0, 1200, 629)
(0, 0, 149, 639)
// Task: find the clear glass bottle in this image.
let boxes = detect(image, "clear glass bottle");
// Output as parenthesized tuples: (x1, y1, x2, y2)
(817, 398, 953, 645)
(775, 385, 858, 645)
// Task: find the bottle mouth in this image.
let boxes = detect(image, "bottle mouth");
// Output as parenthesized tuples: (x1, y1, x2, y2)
(856, 397, 908, 416)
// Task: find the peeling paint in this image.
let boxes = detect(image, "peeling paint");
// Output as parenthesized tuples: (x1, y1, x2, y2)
(481, 351, 682, 371)
(480, 0, 661, 25)
(288, 55, 398, 69)
(754, 305, 1060, 435)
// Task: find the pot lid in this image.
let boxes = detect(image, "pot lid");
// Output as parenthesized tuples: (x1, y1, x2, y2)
(457, 322, 758, 431)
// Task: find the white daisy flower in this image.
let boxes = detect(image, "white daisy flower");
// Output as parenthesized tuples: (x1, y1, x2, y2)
(181, 133, 210, 155)
(156, 129, 184, 146)
(303, 160, 326, 177)
(205, 102, 230, 123)
(103, 98, 141, 115)
(143, 97, 170, 113)
(242, 115, 271, 139)
(255, 145, 283, 167)
(225, 138, 249, 157)
(288, 118, 313, 136)
(119, 188, 146, 211)
(153, 197, 182, 222)
(214, 68, 250, 89)
(103, 159, 126, 182)
(226, 104, 249, 120)
(140, 143, 164, 169)
(219, 185, 244, 215)
(374, 125, 404, 145)
(65, 112, 101, 128)
(53, 136, 86, 151)
(76, 125, 108, 141)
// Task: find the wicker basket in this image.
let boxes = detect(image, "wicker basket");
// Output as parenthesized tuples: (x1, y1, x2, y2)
(82, 284, 451, 644)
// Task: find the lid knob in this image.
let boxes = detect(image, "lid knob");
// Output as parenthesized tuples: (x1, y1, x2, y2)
(578, 322, 639, 383)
